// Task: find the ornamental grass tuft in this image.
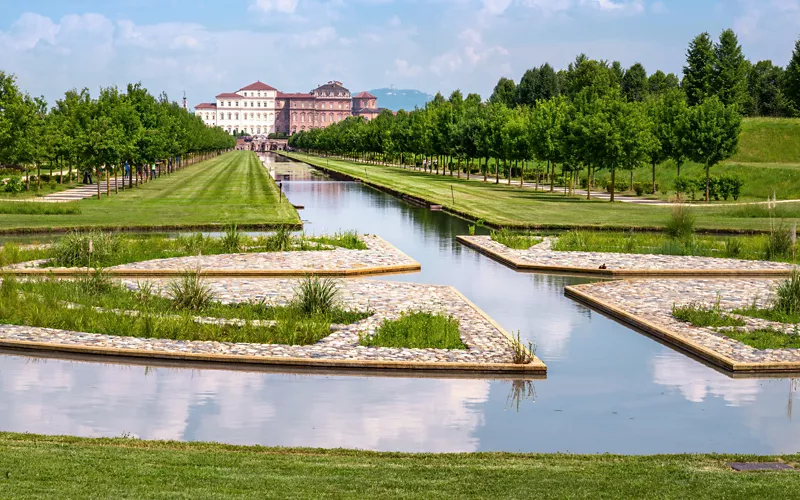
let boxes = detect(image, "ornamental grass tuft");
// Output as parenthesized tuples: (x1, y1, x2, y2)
(294, 276, 340, 316)
(167, 269, 216, 311)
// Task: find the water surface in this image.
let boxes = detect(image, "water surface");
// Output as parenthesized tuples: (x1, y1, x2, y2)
(0, 153, 798, 454)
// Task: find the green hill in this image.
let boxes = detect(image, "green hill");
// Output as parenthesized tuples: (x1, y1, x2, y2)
(731, 117, 800, 164)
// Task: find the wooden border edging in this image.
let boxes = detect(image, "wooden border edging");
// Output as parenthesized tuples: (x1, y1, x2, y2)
(456, 235, 795, 279)
(564, 285, 800, 374)
(0, 338, 546, 376)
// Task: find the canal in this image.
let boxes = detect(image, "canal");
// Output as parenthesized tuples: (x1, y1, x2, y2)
(0, 153, 797, 454)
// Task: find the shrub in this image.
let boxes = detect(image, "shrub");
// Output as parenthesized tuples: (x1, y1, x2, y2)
(51, 230, 121, 268)
(509, 330, 536, 364)
(264, 226, 293, 251)
(633, 182, 645, 196)
(167, 269, 216, 311)
(665, 205, 695, 240)
(774, 269, 800, 316)
(724, 238, 743, 258)
(221, 224, 243, 253)
(764, 223, 792, 260)
(294, 276, 339, 316)
(606, 177, 628, 193)
(3, 178, 23, 194)
(77, 268, 116, 295)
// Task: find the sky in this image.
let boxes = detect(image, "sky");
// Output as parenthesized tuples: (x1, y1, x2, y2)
(1, 0, 800, 107)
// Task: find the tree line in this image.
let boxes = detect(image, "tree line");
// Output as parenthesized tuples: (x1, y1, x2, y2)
(490, 29, 800, 118)
(0, 72, 235, 199)
(289, 31, 754, 203)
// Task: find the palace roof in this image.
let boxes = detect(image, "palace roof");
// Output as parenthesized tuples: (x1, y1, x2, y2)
(353, 91, 376, 99)
(215, 92, 242, 99)
(277, 92, 315, 99)
(239, 81, 277, 92)
(194, 103, 217, 109)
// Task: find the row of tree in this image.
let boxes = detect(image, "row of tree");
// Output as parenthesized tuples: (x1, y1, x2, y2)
(289, 83, 740, 203)
(0, 72, 235, 199)
(489, 29, 800, 118)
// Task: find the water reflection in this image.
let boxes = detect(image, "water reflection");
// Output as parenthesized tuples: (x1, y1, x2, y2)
(651, 352, 760, 406)
(2, 154, 800, 454)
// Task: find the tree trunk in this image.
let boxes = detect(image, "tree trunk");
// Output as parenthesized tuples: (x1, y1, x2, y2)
(106, 166, 111, 197)
(97, 167, 101, 200)
(610, 169, 616, 203)
(60, 157, 64, 184)
(483, 158, 488, 182)
(467, 158, 471, 180)
(37, 163, 41, 190)
(652, 161, 657, 195)
(549, 160, 554, 192)
(507, 159, 511, 185)
(705, 164, 710, 203)
(457, 158, 461, 179)
(495, 158, 499, 184)
(586, 165, 591, 200)
(520, 160, 524, 187)
(115, 167, 119, 195)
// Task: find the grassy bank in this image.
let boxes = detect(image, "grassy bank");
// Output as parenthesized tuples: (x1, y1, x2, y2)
(283, 152, 799, 232)
(0, 274, 368, 346)
(0, 228, 367, 268)
(0, 433, 797, 499)
(0, 151, 300, 233)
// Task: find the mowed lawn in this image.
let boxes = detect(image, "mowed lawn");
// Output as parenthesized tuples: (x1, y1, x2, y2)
(0, 433, 797, 499)
(283, 152, 799, 232)
(0, 151, 300, 232)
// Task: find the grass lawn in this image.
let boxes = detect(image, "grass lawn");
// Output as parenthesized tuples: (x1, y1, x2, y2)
(0, 433, 798, 499)
(0, 151, 299, 233)
(283, 152, 800, 232)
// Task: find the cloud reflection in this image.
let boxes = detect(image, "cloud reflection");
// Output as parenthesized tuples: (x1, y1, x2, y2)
(651, 352, 760, 406)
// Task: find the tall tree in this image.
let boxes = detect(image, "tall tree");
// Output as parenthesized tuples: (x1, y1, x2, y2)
(648, 70, 680, 96)
(622, 63, 649, 102)
(516, 67, 540, 107)
(713, 29, 749, 109)
(683, 32, 716, 106)
(489, 77, 517, 108)
(529, 97, 569, 193)
(747, 60, 789, 117)
(783, 38, 800, 114)
(683, 96, 742, 202)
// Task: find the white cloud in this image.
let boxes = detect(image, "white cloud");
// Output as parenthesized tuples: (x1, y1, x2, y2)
(250, 0, 300, 14)
(387, 58, 422, 78)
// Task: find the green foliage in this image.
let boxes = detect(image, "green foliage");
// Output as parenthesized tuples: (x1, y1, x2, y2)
(294, 276, 340, 316)
(0, 202, 80, 215)
(775, 269, 800, 316)
(508, 330, 536, 365)
(51, 230, 121, 268)
(725, 328, 800, 349)
(2, 177, 24, 194)
(665, 205, 696, 239)
(491, 229, 541, 250)
(764, 222, 793, 260)
(672, 298, 746, 328)
(309, 230, 368, 250)
(362, 311, 465, 349)
(683, 32, 716, 106)
(166, 270, 216, 311)
(221, 223, 243, 253)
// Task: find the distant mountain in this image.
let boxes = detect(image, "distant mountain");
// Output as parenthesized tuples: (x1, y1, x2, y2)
(367, 88, 433, 112)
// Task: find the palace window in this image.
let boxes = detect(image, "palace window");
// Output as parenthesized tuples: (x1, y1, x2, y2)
(258, 92, 261, 97)
(244, 92, 247, 97)
(235, 113, 239, 120)
(251, 113, 254, 119)
(321, 114, 326, 123)
(235, 102, 239, 107)
(257, 102, 261, 107)
(228, 101, 231, 107)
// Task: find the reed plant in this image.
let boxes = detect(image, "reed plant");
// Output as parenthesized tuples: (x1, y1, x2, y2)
(672, 295, 745, 328)
(166, 269, 216, 311)
(508, 330, 536, 365)
(51, 230, 121, 268)
(664, 205, 695, 240)
(294, 276, 340, 316)
(222, 224, 243, 253)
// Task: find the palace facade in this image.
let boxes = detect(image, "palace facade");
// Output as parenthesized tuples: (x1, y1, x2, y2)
(194, 80, 382, 136)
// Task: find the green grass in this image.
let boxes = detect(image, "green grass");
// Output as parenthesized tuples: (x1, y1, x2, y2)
(549, 230, 795, 262)
(490, 229, 541, 250)
(0, 433, 799, 499)
(726, 328, 800, 349)
(283, 152, 800, 232)
(0, 276, 370, 345)
(672, 301, 747, 328)
(0, 202, 81, 215)
(362, 311, 465, 349)
(0, 152, 300, 232)
(0, 229, 369, 268)
(733, 117, 800, 164)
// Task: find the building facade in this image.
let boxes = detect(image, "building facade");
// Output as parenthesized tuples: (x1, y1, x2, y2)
(195, 80, 383, 135)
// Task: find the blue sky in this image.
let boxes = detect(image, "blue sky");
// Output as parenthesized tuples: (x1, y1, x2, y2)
(1, 1, 799, 106)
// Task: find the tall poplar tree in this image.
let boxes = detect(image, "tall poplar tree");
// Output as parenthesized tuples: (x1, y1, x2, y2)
(683, 32, 716, 106)
(713, 29, 749, 109)
(783, 38, 800, 114)
(489, 77, 517, 108)
(622, 63, 649, 102)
